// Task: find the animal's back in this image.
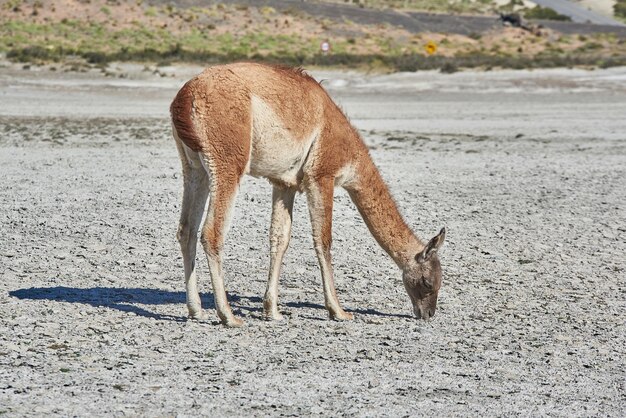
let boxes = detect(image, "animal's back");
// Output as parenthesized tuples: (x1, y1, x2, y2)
(171, 63, 337, 187)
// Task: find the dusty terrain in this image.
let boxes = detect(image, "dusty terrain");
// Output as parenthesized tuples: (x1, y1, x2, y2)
(1, 63, 625, 416)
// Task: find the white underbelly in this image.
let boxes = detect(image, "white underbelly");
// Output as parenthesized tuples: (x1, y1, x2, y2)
(247, 96, 319, 187)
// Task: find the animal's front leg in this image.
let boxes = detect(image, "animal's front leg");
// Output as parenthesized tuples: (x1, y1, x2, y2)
(305, 177, 354, 321)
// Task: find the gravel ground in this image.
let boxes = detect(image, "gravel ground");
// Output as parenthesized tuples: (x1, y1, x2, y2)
(1, 63, 625, 416)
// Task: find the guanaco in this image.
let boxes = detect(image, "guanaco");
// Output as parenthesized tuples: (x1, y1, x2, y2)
(170, 63, 445, 327)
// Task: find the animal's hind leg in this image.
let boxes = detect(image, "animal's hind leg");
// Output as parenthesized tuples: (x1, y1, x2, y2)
(263, 185, 296, 321)
(200, 160, 244, 327)
(175, 138, 210, 320)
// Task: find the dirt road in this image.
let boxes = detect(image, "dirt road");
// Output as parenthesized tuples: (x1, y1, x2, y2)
(1, 63, 625, 415)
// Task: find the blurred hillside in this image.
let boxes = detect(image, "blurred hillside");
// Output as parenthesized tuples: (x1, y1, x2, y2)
(287, 0, 500, 14)
(1, 0, 625, 71)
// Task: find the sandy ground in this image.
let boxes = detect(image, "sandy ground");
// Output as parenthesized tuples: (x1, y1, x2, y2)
(1, 62, 625, 416)
(574, 0, 616, 19)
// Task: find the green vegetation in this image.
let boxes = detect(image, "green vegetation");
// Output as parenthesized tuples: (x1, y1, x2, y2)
(524, 6, 571, 21)
(615, 0, 626, 20)
(0, 19, 326, 64)
(144, 6, 157, 17)
(5, 37, 625, 72)
(3, 0, 24, 11)
(0, 1, 624, 72)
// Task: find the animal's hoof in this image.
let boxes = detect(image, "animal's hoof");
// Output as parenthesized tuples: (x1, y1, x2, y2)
(223, 316, 245, 328)
(264, 311, 284, 321)
(188, 310, 210, 321)
(331, 311, 354, 321)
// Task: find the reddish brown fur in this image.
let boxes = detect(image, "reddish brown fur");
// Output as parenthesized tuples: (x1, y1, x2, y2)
(346, 161, 417, 260)
(170, 81, 202, 152)
(170, 62, 445, 325)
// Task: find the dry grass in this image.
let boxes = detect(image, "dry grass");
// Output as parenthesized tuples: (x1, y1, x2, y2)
(1, 0, 625, 71)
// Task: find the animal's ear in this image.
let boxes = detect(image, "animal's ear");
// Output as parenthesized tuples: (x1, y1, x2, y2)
(416, 227, 446, 263)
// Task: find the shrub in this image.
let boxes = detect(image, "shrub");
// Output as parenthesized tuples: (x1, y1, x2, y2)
(524, 6, 571, 21)
(615, 0, 626, 19)
(440, 62, 458, 73)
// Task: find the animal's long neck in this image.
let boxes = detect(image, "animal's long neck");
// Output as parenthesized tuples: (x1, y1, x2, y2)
(346, 155, 423, 267)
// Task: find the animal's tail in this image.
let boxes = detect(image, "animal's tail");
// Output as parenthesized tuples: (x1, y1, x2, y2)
(170, 80, 202, 152)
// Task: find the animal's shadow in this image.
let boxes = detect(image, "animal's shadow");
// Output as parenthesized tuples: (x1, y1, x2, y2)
(9, 286, 412, 321)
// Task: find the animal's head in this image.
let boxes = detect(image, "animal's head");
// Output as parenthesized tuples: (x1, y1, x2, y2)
(402, 227, 446, 320)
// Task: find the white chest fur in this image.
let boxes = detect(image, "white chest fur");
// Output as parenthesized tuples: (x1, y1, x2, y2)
(248, 95, 320, 188)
